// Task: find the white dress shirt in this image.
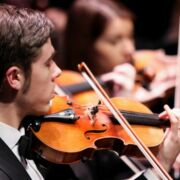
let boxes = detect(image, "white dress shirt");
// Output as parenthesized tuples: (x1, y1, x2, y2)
(0, 122, 44, 180)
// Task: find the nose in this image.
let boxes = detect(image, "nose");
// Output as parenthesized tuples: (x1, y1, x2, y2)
(51, 61, 62, 81)
(122, 39, 135, 61)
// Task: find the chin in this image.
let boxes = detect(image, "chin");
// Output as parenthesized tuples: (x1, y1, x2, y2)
(35, 105, 50, 116)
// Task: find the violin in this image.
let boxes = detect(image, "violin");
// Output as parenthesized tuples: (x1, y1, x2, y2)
(133, 50, 176, 112)
(55, 70, 107, 105)
(28, 95, 168, 164)
(24, 60, 173, 179)
(133, 50, 176, 84)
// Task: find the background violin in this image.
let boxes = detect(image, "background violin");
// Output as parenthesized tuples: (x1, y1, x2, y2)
(55, 70, 104, 105)
(133, 50, 176, 112)
(133, 50, 176, 84)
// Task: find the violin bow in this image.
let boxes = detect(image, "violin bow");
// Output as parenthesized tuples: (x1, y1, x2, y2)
(174, 18, 180, 108)
(173, 17, 180, 179)
(78, 62, 172, 180)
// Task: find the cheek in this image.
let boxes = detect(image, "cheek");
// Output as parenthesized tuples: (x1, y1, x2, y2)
(25, 82, 51, 113)
(97, 46, 122, 66)
(30, 72, 52, 96)
(33, 68, 51, 84)
(94, 42, 124, 72)
(93, 52, 116, 73)
(95, 43, 112, 60)
(104, 45, 129, 65)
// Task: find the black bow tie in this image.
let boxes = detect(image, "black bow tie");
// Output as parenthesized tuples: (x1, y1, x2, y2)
(18, 135, 33, 159)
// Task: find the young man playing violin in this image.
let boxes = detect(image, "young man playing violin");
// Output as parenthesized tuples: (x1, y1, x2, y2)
(0, 4, 61, 179)
(0, 3, 179, 180)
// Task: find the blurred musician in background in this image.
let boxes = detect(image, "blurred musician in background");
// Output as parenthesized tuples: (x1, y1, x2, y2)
(62, 0, 177, 112)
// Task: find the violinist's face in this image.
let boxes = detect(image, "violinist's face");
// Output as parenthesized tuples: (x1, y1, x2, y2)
(93, 17, 135, 74)
(19, 38, 61, 115)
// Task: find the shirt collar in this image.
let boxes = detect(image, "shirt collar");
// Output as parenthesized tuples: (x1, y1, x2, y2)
(0, 122, 23, 149)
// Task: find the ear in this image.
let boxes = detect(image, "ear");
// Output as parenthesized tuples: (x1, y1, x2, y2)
(5, 66, 24, 90)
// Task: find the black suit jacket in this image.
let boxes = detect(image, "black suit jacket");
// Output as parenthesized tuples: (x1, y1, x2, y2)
(0, 138, 31, 180)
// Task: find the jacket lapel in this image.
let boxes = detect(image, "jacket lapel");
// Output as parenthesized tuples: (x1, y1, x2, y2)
(0, 138, 31, 180)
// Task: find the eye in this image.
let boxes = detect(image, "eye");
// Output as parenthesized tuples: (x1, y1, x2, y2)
(45, 60, 53, 67)
(109, 39, 118, 45)
(106, 37, 122, 45)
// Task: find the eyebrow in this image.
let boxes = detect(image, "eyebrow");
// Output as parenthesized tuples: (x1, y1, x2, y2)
(46, 50, 56, 62)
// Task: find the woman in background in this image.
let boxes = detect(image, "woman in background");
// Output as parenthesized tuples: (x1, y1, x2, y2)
(64, 0, 135, 76)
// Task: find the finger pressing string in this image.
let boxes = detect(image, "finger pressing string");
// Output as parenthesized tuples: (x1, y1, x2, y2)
(159, 104, 170, 119)
(164, 105, 179, 134)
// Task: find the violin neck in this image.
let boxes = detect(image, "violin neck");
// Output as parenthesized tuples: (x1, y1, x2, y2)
(60, 77, 106, 94)
(110, 110, 170, 127)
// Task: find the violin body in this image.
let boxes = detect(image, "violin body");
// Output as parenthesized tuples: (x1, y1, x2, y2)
(55, 70, 101, 105)
(30, 96, 164, 164)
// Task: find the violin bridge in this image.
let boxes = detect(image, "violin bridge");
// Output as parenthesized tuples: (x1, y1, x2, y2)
(86, 105, 99, 125)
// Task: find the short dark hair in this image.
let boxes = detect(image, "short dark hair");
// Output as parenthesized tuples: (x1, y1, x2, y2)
(0, 4, 53, 88)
